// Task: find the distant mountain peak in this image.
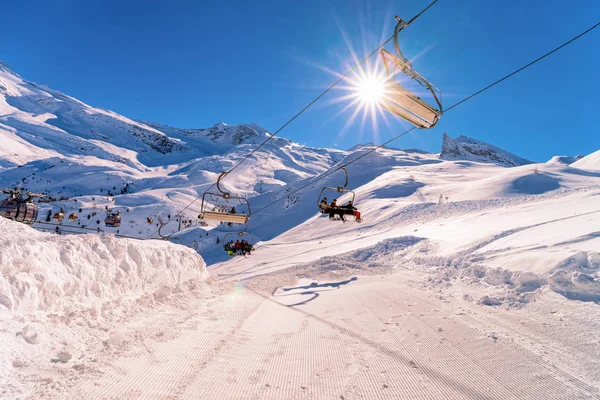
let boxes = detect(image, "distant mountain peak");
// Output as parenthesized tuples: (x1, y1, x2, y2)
(0, 61, 16, 74)
(439, 133, 532, 167)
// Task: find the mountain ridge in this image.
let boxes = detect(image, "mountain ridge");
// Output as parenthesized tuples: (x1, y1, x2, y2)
(439, 133, 533, 167)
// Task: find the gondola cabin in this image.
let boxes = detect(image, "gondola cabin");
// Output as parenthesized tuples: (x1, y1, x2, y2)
(0, 190, 39, 224)
(68, 213, 78, 222)
(105, 212, 121, 227)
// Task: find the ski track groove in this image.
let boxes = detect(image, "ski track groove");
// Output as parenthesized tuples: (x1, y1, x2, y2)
(459, 310, 600, 397)
(385, 285, 597, 400)
(67, 276, 599, 399)
(390, 282, 600, 397)
(351, 288, 500, 399)
(75, 293, 263, 399)
(330, 289, 444, 399)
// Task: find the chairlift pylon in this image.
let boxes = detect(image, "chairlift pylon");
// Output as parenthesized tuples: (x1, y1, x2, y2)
(379, 16, 443, 129)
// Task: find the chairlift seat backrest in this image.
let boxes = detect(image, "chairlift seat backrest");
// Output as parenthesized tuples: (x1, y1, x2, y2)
(200, 211, 248, 224)
(380, 82, 441, 129)
(379, 46, 442, 129)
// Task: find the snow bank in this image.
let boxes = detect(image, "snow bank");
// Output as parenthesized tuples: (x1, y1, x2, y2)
(0, 218, 208, 316)
(548, 252, 600, 302)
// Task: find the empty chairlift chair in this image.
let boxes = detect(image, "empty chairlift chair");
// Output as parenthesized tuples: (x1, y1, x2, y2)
(378, 16, 443, 129)
(198, 172, 250, 226)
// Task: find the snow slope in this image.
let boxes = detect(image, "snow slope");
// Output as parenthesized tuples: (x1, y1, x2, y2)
(0, 62, 344, 238)
(210, 147, 600, 305)
(2, 61, 600, 398)
(571, 148, 600, 170)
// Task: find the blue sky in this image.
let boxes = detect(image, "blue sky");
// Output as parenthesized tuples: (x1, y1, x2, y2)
(1, 0, 599, 161)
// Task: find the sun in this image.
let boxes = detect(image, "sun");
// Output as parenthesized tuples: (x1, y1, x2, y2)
(356, 75, 386, 105)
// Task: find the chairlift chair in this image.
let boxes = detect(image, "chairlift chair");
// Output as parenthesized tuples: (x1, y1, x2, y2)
(317, 167, 356, 213)
(198, 172, 250, 226)
(0, 190, 40, 224)
(223, 231, 255, 256)
(379, 16, 443, 129)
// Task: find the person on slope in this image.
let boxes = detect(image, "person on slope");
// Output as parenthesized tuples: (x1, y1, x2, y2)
(340, 200, 361, 221)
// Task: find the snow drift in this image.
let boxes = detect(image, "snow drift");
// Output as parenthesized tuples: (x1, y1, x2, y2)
(0, 218, 208, 316)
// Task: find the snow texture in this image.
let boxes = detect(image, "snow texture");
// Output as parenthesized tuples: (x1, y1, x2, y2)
(2, 61, 600, 399)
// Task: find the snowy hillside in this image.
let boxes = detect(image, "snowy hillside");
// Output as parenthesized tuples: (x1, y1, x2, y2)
(571, 148, 600, 170)
(0, 62, 344, 238)
(439, 133, 532, 166)
(2, 61, 600, 399)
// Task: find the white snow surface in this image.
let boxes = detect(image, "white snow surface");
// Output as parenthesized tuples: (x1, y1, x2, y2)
(571, 148, 600, 170)
(0, 218, 208, 316)
(0, 218, 209, 390)
(0, 62, 344, 238)
(2, 61, 600, 399)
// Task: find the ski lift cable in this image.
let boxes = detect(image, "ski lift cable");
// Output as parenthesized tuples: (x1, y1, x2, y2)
(252, 20, 600, 215)
(145, 0, 440, 239)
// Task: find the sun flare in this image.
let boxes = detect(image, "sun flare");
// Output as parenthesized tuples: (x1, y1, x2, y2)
(356, 76, 386, 105)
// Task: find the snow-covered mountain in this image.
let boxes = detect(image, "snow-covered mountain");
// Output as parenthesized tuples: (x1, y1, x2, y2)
(439, 133, 532, 167)
(2, 60, 600, 260)
(0, 61, 346, 238)
(3, 61, 600, 399)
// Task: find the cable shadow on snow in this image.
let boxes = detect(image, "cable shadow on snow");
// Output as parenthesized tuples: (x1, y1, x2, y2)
(270, 277, 358, 307)
(281, 276, 358, 292)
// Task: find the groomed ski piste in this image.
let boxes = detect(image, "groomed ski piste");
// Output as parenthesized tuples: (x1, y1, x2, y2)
(2, 62, 600, 399)
(3, 146, 600, 399)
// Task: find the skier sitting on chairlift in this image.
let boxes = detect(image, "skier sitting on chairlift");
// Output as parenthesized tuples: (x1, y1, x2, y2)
(328, 199, 346, 222)
(223, 241, 233, 256)
(340, 200, 361, 222)
(319, 197, 329, 213)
